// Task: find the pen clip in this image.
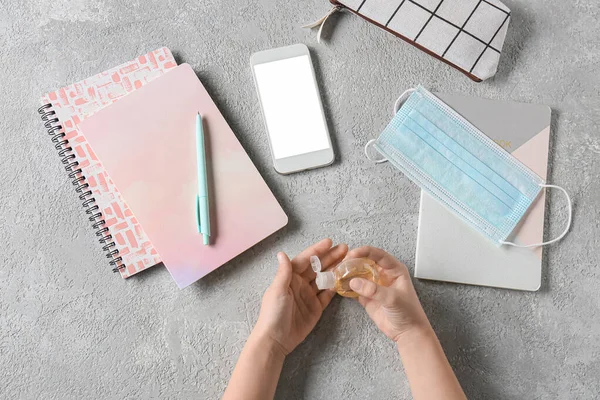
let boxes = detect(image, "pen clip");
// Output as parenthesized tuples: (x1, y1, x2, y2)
(195, 194, 202, 233)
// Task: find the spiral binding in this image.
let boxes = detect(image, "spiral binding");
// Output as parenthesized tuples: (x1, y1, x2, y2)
(38, 104, 124, 273)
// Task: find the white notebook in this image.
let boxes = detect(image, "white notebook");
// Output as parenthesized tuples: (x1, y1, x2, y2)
(415, 93, 551, 291)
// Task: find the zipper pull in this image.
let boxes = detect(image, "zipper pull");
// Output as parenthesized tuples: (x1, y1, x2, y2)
(302, 5, 342, 43)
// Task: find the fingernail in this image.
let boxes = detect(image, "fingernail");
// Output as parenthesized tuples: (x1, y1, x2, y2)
(349, 278, 363, 291)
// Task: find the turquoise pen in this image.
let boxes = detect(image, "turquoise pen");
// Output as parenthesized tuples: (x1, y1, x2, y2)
(195, 113, 210, 245)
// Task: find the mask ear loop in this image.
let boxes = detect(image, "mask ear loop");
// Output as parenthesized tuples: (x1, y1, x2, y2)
(365, 88, 417, 164)
(364, 139, 388, 163)
(499, 184, 572, 248)
(393, 88, 416, 114)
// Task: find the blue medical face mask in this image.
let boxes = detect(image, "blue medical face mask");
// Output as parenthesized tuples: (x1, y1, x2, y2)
(365, 86, 571, 247)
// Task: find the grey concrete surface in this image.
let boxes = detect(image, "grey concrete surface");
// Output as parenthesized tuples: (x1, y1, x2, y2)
(1, 0, 599, 398)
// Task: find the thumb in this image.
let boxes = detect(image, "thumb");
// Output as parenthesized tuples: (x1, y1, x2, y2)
(350, 278, 395, 306)
(273, 252, 293, 289)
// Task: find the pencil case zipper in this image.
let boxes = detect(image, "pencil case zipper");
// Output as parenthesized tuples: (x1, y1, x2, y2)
(328, 0, 482, 82)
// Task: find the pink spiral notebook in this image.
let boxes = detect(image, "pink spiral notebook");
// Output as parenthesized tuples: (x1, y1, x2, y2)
(38, 48, 177, 277)
(79, 64, 288, 288)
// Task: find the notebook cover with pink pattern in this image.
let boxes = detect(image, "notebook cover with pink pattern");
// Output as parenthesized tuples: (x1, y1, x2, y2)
(79, 64, 288, 288)
(39, 48, 177, 278)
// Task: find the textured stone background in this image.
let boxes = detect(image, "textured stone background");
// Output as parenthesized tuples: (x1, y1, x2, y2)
(1, 0, 599, 398)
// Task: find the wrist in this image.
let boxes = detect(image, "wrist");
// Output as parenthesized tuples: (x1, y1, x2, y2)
(394, 324, 436, 351)
(249, 328, 288, 361)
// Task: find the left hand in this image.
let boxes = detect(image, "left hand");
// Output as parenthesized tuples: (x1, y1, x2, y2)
(253, 239, 348, 356)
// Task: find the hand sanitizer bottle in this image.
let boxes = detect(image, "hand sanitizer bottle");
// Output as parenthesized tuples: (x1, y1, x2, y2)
(311, 256, 383, 298)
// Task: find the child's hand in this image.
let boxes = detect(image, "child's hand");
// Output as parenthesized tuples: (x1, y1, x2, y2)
(348, 246, 431, 344)
(253, 239, 348, 356)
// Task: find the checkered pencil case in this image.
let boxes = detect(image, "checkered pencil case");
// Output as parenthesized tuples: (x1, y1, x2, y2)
(305, 0, 511, 81)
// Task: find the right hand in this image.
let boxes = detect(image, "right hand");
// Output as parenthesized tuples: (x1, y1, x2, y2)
(348, 246, 431, 344)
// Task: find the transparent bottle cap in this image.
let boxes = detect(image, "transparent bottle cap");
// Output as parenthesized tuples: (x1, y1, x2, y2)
(315, 271, 335, 290)
(310, 255, 322, 272)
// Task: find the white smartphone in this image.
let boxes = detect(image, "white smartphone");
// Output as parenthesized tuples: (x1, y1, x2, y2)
(251, 44, 335, 175)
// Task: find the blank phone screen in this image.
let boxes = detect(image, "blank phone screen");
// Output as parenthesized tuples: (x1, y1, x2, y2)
(253, 55, 330, 160)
